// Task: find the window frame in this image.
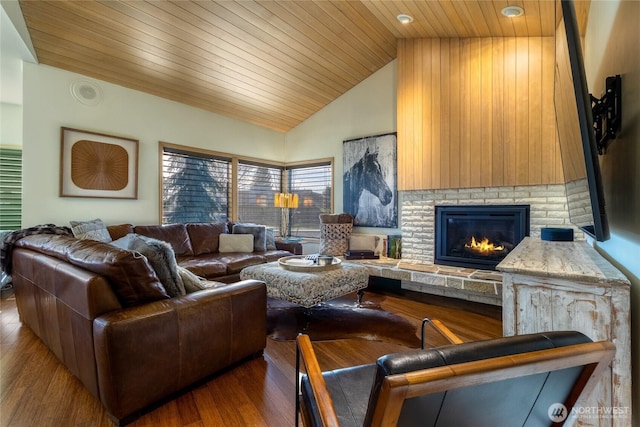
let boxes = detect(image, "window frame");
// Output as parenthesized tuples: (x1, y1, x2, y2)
(284, 160, 334, 238)
(159, 142, 333, 236)
(237, 158, 284, 229)
(161, 145, 232, 224)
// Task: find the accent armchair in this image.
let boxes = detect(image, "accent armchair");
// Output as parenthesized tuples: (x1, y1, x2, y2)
(295, 321, 614, 427)
(319, 213, 354, 257)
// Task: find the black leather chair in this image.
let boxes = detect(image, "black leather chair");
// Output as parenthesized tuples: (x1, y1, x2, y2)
(295, 322, 614, 427)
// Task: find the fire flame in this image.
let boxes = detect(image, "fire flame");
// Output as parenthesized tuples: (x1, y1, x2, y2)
(465, 236, 504, 253)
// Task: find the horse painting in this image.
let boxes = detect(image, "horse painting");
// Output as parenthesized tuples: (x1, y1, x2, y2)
(343, 136, 397, 228)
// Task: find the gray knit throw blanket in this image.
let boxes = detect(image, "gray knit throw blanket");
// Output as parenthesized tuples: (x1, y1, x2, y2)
(0, 224, 73, 275)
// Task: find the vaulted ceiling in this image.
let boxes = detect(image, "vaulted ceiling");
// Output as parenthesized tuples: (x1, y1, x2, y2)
(19, 1, 584, 132)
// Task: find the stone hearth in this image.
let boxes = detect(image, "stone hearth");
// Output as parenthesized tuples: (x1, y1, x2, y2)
(355, 258, 503, 306)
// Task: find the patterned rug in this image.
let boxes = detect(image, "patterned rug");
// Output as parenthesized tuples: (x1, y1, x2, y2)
(266, 292, 422, 348)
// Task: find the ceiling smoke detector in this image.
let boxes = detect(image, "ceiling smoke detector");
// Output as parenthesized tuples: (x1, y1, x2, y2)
(396, 14, 414, 24)
(501, 6, 525, 17)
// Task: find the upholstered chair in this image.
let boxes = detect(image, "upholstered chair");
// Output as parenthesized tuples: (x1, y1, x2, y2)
(319, 213, 353, 257)
(295, 322, 614, 427)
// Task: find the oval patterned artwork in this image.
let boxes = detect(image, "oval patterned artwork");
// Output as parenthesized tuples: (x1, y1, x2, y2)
(71, 140, 129, 191)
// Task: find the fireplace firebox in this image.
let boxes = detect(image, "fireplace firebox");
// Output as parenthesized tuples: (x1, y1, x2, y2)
(435, 205, 530, 270)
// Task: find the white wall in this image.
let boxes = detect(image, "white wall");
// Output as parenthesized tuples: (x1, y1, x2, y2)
(1, 0, 34, 149)
(285, 60, 399, 234)
(584, 1, 640, 424)
(0, 103, 22, 147)
(22, 63, 285, 227)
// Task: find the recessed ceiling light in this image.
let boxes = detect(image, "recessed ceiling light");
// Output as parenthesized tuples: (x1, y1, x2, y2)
(397, 14, 414, 24)
(501, 5, 524, 18)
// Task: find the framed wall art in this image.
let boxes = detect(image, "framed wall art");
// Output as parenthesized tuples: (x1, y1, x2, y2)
(60, 127, 139, 199)
(343, 132, 397, 228)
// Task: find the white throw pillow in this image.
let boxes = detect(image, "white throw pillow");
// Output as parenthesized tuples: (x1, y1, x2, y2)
(178, 266, 226, 293)
(70, 218, 112, 242)
(218, 233, 254, 253)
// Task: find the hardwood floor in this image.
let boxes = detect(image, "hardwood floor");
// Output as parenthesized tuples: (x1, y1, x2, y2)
(0, 288, 501, 426)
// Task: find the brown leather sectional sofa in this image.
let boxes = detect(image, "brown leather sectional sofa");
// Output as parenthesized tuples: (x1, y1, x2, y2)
(107, 222, 302, 283)
(9, 222, 301, 425)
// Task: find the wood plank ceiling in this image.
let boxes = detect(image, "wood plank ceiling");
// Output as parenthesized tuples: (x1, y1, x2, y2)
(19, 1, 567, 132)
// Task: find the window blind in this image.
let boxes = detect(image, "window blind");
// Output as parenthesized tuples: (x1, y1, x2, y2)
(287, 162, 332, 238)
(237, 160, 282, 230)
(162, 149, 230, 224)
(0, 148, 22, 230)
(160, 145, 332, 237)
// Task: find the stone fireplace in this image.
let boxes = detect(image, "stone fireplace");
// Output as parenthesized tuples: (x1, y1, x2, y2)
(356, 184, 581, 306)
(434, 204, 530, 270)
(400, 184, 581, 267)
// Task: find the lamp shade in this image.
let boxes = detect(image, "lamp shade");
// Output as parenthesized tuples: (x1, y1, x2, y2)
(274, 193, 298, 208)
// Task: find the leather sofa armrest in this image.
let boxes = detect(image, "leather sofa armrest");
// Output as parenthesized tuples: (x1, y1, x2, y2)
(93, 279, 267, 421)
(276, 240, 303, 255)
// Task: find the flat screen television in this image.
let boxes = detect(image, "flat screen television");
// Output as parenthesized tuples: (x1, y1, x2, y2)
(554, 0, 610, 241)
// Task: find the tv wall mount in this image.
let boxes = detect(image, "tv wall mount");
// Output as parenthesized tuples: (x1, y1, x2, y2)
(591, 75, 622, 155)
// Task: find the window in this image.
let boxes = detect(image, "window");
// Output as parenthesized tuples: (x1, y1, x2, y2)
(287, 161, 333, 238)
(0, 148, 22, 230)
(162, 147, 230, 223)
(160, 143, 332, 238)
(237, 160, 282, 230)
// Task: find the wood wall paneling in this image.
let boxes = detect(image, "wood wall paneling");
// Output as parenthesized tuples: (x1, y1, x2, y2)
(398, 37, 563, 191)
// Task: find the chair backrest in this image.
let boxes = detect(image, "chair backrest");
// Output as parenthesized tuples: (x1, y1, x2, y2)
(364, 331, 614, 427)
(319, 213, 353, 256)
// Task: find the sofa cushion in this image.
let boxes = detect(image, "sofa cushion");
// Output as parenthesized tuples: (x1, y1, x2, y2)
(65, 238, 170, 307)
(262, 249, 295, 262)
(107, 223, 134, 240)
(214, 253, 266, 274)
(134, 224, 194, 257)
(13, 234, 75, 262)
(177, 256, 228, 279)
(219, 234, 254, 253)
(70, 218, 112, 242)
(112, 234, 186, 297)
(232, 224, 267, 252)
(15, 234, 169, 307)
(186, 222, 227, 256)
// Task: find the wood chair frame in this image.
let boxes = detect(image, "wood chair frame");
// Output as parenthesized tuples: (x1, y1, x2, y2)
(295, 321, 615, 427)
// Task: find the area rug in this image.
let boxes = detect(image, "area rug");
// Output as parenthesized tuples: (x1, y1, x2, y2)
(266, 292, 422, 348)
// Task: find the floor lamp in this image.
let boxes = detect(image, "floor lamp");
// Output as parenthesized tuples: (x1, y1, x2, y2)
(274, 192, 298, 240)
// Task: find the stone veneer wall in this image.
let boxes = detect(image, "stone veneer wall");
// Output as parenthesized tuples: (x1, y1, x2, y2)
(400, 184, 583, 264)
